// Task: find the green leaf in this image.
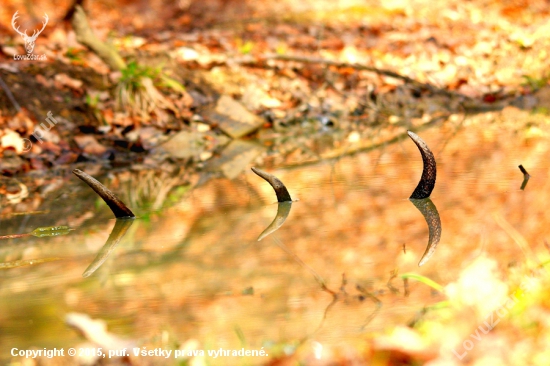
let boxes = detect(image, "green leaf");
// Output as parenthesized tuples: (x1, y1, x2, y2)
(160, 75, 186, 93)
(401, 273, 444, 292)
(0, 257, 63, 269)
(31, 226, 72, 237)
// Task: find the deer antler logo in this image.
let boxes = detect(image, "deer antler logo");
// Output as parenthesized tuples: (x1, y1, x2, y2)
(11, 11, 48, 54)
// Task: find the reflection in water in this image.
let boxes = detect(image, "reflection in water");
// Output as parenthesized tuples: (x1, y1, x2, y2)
(82, 219, 134, 277)
(271, 238, 382, 336)
(257, 202, 292, 241)
(272, 236, 326, 288)
(409, 198, 442, 266)
(318, 274, 382, 332)
(520, 177, 530, 191)
(6, 119, 549, 362)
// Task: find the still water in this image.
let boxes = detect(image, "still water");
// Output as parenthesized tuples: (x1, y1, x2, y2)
(1, 114, 549, 364)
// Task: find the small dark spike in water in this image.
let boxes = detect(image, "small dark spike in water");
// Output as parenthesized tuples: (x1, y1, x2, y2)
(407, 131, 437, 199)
(518, 165, 530, 191)
(518, 164, 530, 178)
(73, 169, 135, 218)
(251, 167, 292, 202)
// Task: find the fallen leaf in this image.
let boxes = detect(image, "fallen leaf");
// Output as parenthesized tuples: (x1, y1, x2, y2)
(205, 139, 264, 179)
(74, 135, 108, 156)
(158, 130, 206, 159)
(1, 129, 26, 154)
(54, 73, 84, 91)
(204, 95, 265, 138)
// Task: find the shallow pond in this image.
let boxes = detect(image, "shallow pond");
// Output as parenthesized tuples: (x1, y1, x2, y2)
(1, 113, 549, 364)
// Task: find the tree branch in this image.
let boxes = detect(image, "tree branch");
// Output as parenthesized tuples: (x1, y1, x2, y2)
(71, 5, 126, 71)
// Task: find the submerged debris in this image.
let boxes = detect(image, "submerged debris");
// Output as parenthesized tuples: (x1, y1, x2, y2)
(73, 169, 135, 218)
(251, 167, 292, 202)
(407, 131, 437, 199)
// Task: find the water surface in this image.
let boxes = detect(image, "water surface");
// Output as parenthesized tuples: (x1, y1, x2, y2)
(2, 115, 549, 364)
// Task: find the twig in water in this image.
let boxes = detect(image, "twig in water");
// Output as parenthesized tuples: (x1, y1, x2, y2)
(272, 236, 326, 288)
(73, 169, 135, 218)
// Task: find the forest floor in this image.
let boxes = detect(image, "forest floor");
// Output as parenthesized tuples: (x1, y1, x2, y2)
(0, 0, 549, 178)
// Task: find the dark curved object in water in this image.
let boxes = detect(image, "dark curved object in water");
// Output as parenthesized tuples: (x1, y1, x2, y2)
(251, 167, 292, 202)
(410, 197, 441, 266)
(73, 169, 135, 218)
(82, 218, 134, 277)
(407, 131, 436, 199)
(518, 164, 530, 190)
(257, 201, 292, 241)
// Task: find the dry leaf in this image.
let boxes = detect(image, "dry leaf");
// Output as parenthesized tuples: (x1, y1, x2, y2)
(74, 135, 108, 155)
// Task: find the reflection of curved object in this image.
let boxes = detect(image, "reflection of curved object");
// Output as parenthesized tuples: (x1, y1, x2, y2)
(410, 197, 441, 266)
(82, 219, 134, 277)
(251, 167, 292, 202)
(520, 177, 530, 191)
(73, 169, 135, 218)
(258, 202, 292, 241)
(407, 131, 436, 199)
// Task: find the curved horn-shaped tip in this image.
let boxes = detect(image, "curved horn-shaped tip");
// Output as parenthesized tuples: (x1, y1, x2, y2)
(407, 131, 437, 199)
(251, 167, 292, 202)
(73, 169, 135, 219)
